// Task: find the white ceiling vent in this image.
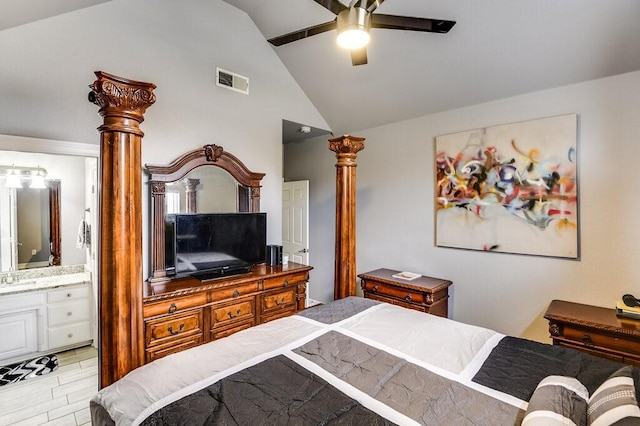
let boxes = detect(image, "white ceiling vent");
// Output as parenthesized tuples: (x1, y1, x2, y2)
(216, 67, 249, 95)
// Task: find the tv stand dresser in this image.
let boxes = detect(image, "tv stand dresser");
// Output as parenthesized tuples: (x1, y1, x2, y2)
(143, 262, 312, 362)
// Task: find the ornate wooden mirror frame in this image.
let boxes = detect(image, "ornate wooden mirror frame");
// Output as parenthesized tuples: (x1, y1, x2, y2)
(47, 180, 61, 266)
(146, 144, 265, 282)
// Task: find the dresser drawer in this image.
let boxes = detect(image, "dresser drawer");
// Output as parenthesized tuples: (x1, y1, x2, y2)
(211, 298, 255, 329)
(48, 300, 90, 326)
(362, 280, 427, 305)
(49, 322, 91, 348)
(145, 309, 203, 347)
(146, 335, 203, 362)
(144, 293, 208, 318)
(263, 272, 308, 290)
(262, 288, 297, 311)
(210, 282, 260, 302)
(48, 285, 90, 303)
(211, 320, 255, 340)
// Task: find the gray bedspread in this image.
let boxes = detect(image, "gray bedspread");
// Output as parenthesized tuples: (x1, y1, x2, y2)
(94, 297, 634, 425)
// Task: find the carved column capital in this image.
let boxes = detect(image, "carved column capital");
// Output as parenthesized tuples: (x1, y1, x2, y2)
(88, 71, 156, 135)
(328, 135, 365, 156)
(151, 182, 166, 196)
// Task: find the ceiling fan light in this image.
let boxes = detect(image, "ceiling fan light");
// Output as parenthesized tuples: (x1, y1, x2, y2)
(337, 28, 370, 50)
(336, 7, 371, 50)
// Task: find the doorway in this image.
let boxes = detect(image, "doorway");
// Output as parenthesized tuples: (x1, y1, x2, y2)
(282, 180, 320, 306)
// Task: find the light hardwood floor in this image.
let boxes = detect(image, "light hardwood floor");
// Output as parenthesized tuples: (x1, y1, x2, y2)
(0, 346, 98, 426)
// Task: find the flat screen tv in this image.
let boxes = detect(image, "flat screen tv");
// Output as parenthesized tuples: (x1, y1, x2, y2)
(165, 212, 266, 279)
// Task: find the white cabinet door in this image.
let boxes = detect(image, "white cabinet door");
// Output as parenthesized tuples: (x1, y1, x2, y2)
(0, 310, 37, 362)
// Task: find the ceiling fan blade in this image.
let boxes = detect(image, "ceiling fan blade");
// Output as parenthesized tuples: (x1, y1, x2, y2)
(268, 20, 337, 46)
(365, 0, 385, 13)
(350, 48, 368, 66)
(313, 0, 348, 15)
(371, 14, 456, 33)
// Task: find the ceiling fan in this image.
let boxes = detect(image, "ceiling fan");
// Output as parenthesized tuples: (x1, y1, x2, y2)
(267, 0, 456, 66)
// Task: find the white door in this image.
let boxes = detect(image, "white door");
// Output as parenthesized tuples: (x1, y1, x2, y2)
(282, 180, 309, 265)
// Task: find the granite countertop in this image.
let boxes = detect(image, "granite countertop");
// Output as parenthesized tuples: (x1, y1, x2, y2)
(0, 271, 92, 296)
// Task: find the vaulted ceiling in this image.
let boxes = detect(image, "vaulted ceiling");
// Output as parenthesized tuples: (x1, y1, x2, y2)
(3, 0, 640, 137)
(225, 0, 640, 135)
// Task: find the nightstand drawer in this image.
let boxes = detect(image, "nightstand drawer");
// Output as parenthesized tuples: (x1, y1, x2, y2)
(145, 309, 203, 347)
(557, 325, 640, 356)
(362, 280, 426, 304)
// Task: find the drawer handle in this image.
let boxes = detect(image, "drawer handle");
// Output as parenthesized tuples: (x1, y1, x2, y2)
(67, 312, 72, 316)
(233, 290, 240, 298)
(372, 285, 378, 293)
(67, 293, 72, 298)
(228, 308, 242, 319)
(582, 334, 593, 347)
(68, 333, 73, 338)
(168, 323, 185, 335)
(275, 297, 286, 305)
(405, 294, 413, 302)
(168, 303, 177, 314)
(283, 279, 289, 287)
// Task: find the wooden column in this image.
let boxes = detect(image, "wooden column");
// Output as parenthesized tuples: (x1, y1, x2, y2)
(183, 178, 200, 213)
(329, 135, 365, 300)
(89, 71, 156, 388)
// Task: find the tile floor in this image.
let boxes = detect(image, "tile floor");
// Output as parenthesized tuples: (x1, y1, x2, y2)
(0, 346, 98, 426)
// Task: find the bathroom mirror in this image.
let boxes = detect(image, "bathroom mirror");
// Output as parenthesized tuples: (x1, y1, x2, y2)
(146, 144, 265, 282)
(0, 148, 96, 273)
(0, 181, 60, 271)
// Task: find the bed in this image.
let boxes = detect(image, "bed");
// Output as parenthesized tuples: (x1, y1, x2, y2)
(91, 297, 640, 425)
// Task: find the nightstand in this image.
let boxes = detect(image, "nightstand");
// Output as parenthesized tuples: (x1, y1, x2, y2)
(544, 299, 640, 366)
(358, 268, 452, 318)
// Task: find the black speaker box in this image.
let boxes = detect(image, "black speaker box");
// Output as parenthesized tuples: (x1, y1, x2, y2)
(265, 245, 282, 266)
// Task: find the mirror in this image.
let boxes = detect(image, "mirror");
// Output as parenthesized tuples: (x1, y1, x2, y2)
(146, 144, 265, 282)
(0, 150, 96, 273)
(164, 166, 238, 214)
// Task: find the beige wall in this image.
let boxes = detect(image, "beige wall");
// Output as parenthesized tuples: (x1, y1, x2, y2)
(285, 70, 640, 342)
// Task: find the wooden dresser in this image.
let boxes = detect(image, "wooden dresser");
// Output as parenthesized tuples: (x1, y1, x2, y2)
(358, 268, 452, 318)
(142, 262, 312, 362)
(544, 299, 640, 366)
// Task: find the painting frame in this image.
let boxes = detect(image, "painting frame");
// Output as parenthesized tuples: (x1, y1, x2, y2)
(435, 114, 579, 259)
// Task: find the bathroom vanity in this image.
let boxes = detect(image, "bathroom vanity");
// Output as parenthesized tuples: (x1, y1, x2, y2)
(0, 266, 93, 364)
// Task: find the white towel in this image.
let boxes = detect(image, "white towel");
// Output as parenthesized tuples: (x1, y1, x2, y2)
(76, 219, 91, 249)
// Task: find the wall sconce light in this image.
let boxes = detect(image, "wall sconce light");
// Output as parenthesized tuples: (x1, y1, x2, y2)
(336, 7, 371, 50)
(5, 168, 22, 188)
(0, 164, 48, 189)
(30, 167, 46, 189)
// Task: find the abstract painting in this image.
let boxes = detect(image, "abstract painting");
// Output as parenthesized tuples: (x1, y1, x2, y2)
(435, 114, 578, 258)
